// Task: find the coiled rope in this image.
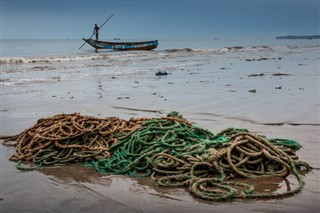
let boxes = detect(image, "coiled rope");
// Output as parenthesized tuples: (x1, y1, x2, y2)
(0, 112, 311, 200)
(1, 113, 145, 170)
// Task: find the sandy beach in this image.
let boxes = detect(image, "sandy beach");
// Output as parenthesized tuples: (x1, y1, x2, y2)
(1, 42, 320, 212)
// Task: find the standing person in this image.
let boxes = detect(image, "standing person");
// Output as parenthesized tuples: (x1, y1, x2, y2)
(93, 24, 100, 41)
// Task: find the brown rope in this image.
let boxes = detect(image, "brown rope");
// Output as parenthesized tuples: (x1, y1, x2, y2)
(0, 113, 145, 164)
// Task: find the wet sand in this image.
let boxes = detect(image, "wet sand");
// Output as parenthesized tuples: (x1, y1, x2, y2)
(1, 47, 320, 212)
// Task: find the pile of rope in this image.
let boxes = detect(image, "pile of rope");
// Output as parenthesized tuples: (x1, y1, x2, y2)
(0, 112, 311, 200)
(1, 113, 145, 170)
(151, 132, 308, 200)
(88, 112, 215, 177)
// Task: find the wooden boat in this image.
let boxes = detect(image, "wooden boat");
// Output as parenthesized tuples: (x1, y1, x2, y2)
(82, 38, 158, 51)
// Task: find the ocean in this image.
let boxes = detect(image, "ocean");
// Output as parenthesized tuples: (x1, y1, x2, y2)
(1, 38, 319, 86)
(1, 36, 319, 124)
(1, 38, 319, 57)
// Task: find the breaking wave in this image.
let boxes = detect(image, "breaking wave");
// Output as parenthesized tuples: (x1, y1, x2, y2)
(0, 55, 106, 64)
(1, 44, 319, 65)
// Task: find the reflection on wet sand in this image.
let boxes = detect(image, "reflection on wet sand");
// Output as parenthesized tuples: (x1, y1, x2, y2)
(40, 164, 109, 184)
(38, 164, 309, 205)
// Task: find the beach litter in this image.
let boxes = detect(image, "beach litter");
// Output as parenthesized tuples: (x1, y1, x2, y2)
(155, 71, 169, 76)
(0, 112, 313, 201)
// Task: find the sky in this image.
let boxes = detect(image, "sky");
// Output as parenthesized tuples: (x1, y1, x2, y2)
(1, 0, 319, 40)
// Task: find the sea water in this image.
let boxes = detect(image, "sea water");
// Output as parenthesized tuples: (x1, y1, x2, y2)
(1, 38, 319, 72)
(1, 38, 319, 101)
(1, 38, 319, 57)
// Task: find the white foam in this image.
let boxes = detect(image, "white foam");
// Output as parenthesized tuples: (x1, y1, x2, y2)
(1, 44, 319, 65)
(0, 55, 106, 64)
(0, 57, 29, 64)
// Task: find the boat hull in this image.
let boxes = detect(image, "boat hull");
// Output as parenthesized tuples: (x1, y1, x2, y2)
(83, 38, 158, 51)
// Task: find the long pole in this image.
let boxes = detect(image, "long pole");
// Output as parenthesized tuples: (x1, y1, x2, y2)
(79, 14, 114, 49)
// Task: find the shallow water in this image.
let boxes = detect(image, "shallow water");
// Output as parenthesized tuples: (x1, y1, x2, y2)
(1, 43, 319, 124)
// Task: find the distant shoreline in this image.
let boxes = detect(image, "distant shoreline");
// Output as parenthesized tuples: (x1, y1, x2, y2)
(275, 35, 320, 40)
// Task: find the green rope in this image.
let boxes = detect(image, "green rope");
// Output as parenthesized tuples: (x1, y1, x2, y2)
(269, 138, 302, 150)
(86, 117, 217, 177)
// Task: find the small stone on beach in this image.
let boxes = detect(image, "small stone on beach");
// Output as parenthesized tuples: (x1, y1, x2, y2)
(117, 97, 130, 100)
(248, 73, 265, 77)
(272, 73, 291, 76)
